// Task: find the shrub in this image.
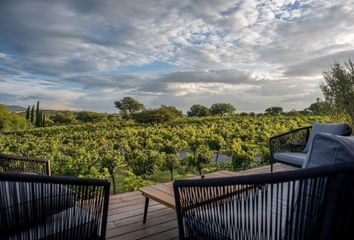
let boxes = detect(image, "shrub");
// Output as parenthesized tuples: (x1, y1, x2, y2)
(126, 149, 161, 178)
(50, 111, 77, 125)
(185, 145, 212, 175)
(76, 111, 106, 123)
(231, 151, 254, 170)
(0, 105, 28, 131)
(123, 171, 152, 192)
(132, 106, 181, 123)
(161, 152, 179, 180)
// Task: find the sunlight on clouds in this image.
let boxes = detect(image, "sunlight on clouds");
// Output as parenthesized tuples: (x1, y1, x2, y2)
(167, 82, 258, 96)
(0, 0, 353, 112)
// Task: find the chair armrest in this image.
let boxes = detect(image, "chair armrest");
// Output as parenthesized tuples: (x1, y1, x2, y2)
(269, 126, 311, 159)
(0, 173, 110, 240)
(0, 153, 51, 175)
(173, 163, 354, 240)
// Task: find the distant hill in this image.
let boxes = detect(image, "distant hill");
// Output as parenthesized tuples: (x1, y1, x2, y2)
(4, 105, 27, 112)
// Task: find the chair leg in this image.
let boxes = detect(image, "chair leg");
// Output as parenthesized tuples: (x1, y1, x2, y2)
(143, 197, 149, 224)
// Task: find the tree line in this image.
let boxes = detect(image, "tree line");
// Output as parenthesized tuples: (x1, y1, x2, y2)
(113, 59, 354, 125)
(114, 97, 237, 123)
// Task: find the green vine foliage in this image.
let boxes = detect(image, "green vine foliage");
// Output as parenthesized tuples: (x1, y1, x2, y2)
(123, 171, 152, 192)
(0, 114, 339, 192)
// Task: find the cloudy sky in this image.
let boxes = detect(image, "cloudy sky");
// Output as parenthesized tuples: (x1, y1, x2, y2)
(0, 0, 353, 113)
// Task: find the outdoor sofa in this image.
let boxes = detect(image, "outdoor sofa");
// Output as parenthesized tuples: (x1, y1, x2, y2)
(174, 133, 354, 240)
(0, 153, 110, 240)
(269, 123, 352, 171)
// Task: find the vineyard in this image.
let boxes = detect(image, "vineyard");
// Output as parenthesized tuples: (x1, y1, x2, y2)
(0, 114, 334, 193)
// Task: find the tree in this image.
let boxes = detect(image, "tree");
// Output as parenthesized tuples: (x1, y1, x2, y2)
(30, 105, 34, 123)
(26, 106, 30, 120)
(321, 59, 354, 125)
(99, 138, 123, 194)
(187, 104, 210, 117)
(228, 139, 254, 170)
(207, 138, 223, 162)
(231, 151, 254, 170)
(210, 103, 236, 115)
(160, 145, 179, 180)
(306, 98, 330, 115)
(35, 101, 40, 127)
(185, 145, 212, 176)
(159, 105, 183, 118)
(160, 145, 178, 155)
(265, 106, 283, 115)
(132, 106, 182, 123)
(42, 113, 46, 127)
(126, 149, 161, 178)
(76, 111, 106, 123)
(37, 110, 42, 127)
(50, 111, 77, 125)
(188, 138, 203, 156)
(114, 97, 144, 118)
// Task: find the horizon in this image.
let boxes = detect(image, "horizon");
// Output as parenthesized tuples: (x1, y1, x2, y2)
(1, 0, 353, 113)
(1, 101, 318, 115)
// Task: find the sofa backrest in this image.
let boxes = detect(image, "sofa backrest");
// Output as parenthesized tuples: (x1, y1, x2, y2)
(303, 133, 354, 168)
(303, 123, 352, 153)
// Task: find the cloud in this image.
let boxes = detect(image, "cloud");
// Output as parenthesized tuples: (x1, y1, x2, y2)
(284, 50, 354, 77)
(0, 0, 353, 112)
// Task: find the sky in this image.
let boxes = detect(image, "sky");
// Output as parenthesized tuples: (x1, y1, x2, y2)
(0, 0, 353, 113)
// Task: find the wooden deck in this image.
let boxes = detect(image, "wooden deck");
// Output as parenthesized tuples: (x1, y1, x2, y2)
(106, 164, 295, 240)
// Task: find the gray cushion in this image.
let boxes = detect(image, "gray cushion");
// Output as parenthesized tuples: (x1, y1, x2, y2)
(273, 152, 307, 166)
(0, 181, 75, 232)
(303, 133, 354, 168)
(303, 123, 351, 153)
(7, 206, 97, 240)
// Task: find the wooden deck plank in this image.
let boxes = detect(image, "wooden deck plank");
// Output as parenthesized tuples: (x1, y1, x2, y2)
(139, 228, 179, 240)
(106, 163, 295, 239)
(110, 220, 177, 240)
(112, 208, 175, 229)
(107, 211, 176, 238)
(108, 203, 167, 222)
(108, 201, 160, 216)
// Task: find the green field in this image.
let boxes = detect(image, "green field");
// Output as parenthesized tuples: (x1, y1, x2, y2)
(0, 114, 335, 193)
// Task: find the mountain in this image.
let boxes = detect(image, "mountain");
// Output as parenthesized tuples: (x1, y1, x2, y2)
(4, 105, 27, 112)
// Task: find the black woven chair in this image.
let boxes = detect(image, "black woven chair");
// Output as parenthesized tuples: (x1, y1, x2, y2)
(0, 154, 110, 240)
(0, 153, 51, 175)
(269, 123, 352, 171)
(174, 163, 354, 240)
